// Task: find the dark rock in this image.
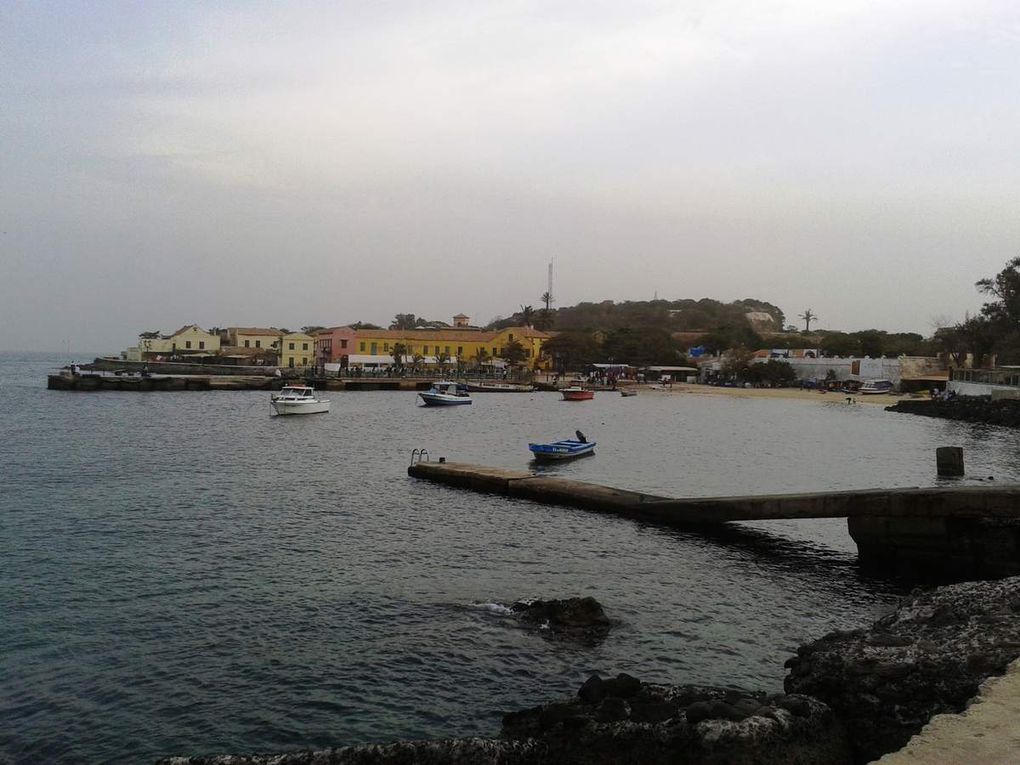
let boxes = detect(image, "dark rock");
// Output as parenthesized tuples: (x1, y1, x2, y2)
(594, 696, 630, 722)
(510, 597, 610, 628)
(683, 700, 715, 724)
(601, 673, 641, 699)
(628, 700, 675, 723)
(577, 674, 606, 705)
(785, 575, 1020, 763)
(508, 597, 612, 644)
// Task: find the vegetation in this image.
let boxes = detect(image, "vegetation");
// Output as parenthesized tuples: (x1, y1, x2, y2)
(500, 339, 528, 366)
(935, 256, 1020, 366)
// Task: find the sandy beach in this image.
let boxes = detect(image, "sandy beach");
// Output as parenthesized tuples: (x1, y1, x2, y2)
(641, 383, 918, 406)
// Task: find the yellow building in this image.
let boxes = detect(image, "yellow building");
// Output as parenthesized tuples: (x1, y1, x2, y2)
(349, 319, 551, 370)
(128, 324, 221, 360)
(226, 327, 283, 352)
(280, 332, 315, 368)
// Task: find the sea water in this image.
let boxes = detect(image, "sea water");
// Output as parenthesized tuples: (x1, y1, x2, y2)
(3, 352, 1019, 763)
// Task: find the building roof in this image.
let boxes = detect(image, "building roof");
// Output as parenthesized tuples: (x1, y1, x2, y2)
(229, 327, 284, 336)
(354, 326, 551, 342)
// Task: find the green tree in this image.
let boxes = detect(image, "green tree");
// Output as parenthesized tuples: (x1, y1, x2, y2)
(391, 313, 417, 330)
(391, 342, 407, 368)
(473, 347, 489, 369)
(541, 331, 601, 373)
(799, 309, 817, 332)
(500, 339, 528, 366)
(977, 256, 1020, 326)
(518, 305, 535, 328)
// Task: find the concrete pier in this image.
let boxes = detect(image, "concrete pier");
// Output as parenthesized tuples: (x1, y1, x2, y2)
(408, 461, 1020, 578)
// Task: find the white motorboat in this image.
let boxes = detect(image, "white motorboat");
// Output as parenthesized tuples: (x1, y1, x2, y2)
(271, 385, 331, 415)
(859, 379, 896, 395)
(418, 381, 472, 406)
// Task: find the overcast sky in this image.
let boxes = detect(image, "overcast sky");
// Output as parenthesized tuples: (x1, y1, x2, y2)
(4, 1, 1020, 352)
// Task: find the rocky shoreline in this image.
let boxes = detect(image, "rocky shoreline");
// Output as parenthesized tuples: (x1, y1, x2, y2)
(887, 396, 1020, 428)
(160, 581, 1020, 765)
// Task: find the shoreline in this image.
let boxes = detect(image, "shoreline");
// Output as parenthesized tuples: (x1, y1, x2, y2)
(658, 383, 914, 405)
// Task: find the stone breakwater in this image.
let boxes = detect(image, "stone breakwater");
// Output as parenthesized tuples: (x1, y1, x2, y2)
(161, 581, 1020, 765)
(887, 396, 1020, 428)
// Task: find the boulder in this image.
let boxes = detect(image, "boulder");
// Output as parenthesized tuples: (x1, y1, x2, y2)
(785, 576, 1020, 763)
(502, 675, 851, 765)
(508, 597, 612, 643)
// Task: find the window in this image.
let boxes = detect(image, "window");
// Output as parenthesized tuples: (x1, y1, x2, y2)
(371, 343, 377, 354)
(457, 346, 463, 355)
(199, 341, 205, 350)
(303, 343, 308, 350)
(360, 342, 366, 352)
(186, 341, 192, 349)
(423, 345, 429, 354)
(508, 334, 514, 342)
(384, 343, 390, 352)
(302, 357, 307, 365)
(288, 358, 295, 368)
(289, 342, 295, 350)
(244, 339, 250, 348)
(445, 345, 450, 354)
(492, 347, 497, 355)
(255, 340, 261, 348)
(340, 339, 348, 349)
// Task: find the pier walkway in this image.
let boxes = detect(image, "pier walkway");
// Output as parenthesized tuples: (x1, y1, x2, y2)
(408, 461, 1020, 578)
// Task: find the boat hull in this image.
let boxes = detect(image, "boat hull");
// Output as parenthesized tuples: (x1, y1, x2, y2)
(418, 393, 472, 406)
(528, 440, 596, 461)
(271, 400, 331, 415)
(561, 390, 594, 401)
(463, 382, 536, 393)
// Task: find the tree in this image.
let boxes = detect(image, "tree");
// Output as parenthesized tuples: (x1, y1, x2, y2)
(391, 313, 417, 330)
(856, 329, 885, 358)
(535, 308, 554, 330)
(350, 321, 382, 330)
(541, 331, 601, 373)
(721, 346, 755, 378)
(519, 305, 535, 328)
(473, 347, 489, 369)
(434, 350, 451, 372)
(302, 325, 325, 335)
(977, 256, 1020, 327)
(391, 342, 407, 368)
(500, 339, 527, 366)
(541, 290, 554, 312)
(799, 309, 817, 332)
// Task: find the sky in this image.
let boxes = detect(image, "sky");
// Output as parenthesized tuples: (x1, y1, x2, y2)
(4, 1, 1020, 352)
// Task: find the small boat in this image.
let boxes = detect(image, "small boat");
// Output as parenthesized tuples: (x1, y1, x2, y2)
(271, 385, 330, 415)
(619, 389, 637, 397)
(528, 439, 596, 461)
(463, 382, 536, 393)
(561, 386, 594, 401)
(419, 380, 473, 406)
(859, 379, 896, 395)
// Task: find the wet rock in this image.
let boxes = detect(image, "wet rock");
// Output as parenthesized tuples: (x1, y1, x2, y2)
(577, 674, 606, 704)
(510, 597, 610, 628)
(785, 575, 1020, 763)
(502, 676, 851, 764)
(508, 596, 612, 644)
(601, 673, 641, 699)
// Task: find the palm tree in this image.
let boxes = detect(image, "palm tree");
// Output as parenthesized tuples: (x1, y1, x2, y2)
(799, 309, 817, 332)
(391, 342, 407, 371)
(473, 347, 489, 370)
(541, 291, 554, 312)
(434, 350, 451, 374)
(519, 305, 535, 327)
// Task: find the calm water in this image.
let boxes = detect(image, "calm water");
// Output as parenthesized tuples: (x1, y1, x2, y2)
(3, 352, 1019, 763)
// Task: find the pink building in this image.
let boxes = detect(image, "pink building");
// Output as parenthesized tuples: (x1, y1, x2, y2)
(315, 326, 357, 366)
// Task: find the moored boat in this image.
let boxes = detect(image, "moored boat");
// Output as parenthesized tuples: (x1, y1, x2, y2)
(561, 386, 594, 401)
(859, 379, 896, 395)
(528, 438, 596, 461)
(419, 381, 473, 406)
(271, 386, 330, 415)
(619, 389, 637, 397)
(463, 382, 536, 393)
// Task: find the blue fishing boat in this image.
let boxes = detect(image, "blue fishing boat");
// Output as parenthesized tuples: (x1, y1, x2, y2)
(528, 438, 596, 462)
